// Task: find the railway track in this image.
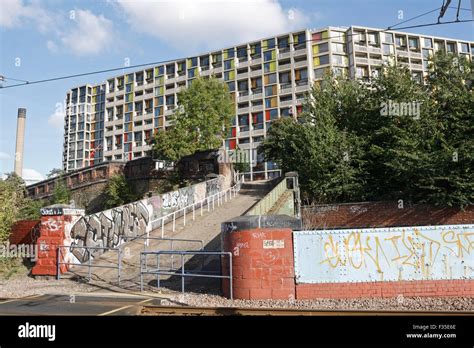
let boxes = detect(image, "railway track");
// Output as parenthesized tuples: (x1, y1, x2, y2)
(140, 305, 474, 316)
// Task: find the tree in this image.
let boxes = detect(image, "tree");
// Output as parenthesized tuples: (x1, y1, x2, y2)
(47, 168, 65, 178)
(151, 77, 233, 161)
(104, 174, 137, 208)
(260, 77, 366, 204)
(0, 173, 29, 241)
(52, 179, 71, 205)
(260, 52, 473, 207)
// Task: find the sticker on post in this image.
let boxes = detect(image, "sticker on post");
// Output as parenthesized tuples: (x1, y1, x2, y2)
(263, 240, 284, 249)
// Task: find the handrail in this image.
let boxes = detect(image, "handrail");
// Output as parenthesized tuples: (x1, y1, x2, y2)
(140, 250, 233, 299)
(246, 176, 288, 216)
(56, 245, 122, 285)
(149, 174, 244, 238)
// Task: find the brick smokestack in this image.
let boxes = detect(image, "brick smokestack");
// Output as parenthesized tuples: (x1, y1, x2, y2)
(14, 108, 26, 177)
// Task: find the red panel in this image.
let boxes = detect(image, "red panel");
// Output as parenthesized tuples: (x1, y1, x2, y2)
(231, 127, 236, 137)
(265, 110, 271, 121)
(296, 105, 303, 115)
(229, 139, 236, 150)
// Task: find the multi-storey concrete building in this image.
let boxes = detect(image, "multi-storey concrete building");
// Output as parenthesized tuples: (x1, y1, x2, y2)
(63, 26, 474, 179)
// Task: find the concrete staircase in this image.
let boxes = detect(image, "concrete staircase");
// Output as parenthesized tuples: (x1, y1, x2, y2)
(65, 180, 273, 295)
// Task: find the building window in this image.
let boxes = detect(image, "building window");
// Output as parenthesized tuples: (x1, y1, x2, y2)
(408, 37, 419, 50)
(395, 36, 406, 48)
(384, 33, 393, 43)
(447, 42, 456, 53)
(460, 43, 469, 53)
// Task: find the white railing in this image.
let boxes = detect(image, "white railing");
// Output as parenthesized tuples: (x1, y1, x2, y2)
(149, 175, 244, 238)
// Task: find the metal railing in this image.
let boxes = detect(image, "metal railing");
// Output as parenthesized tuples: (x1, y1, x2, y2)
(240, 169, 282, 182)
(246, 176, 287, 215)
(121, 236, 205, 270)
(56, 245, 123, 285)
(149, 175, 244, 238)
(140, 250, 233, 299)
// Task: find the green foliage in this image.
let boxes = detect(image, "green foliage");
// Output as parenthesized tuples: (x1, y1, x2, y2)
(104, 174, 138, 208)
(261, 52, 473, 207)
(52, 179, 71, 205)
(151, 77, 233, 161)
(0, 175, 24, 242)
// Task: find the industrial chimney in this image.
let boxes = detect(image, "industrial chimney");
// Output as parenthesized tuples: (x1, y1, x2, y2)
(14, 108, 26, 177)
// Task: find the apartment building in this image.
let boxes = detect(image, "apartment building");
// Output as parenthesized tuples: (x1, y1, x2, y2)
(63, 26, 474, 179)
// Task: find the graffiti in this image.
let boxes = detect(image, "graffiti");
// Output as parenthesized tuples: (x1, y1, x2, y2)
(69, 176, 229, 263)
(349, 206, 368, 214)
(294, 225, 474, 283)
(40, 207, 63, 216)
(70, 201, 150, 262)
(43, 218, 61, 232)
(206, 177, 222, 197)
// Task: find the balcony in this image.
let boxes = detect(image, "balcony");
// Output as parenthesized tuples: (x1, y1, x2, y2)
(237, 71, 249, 79)
(368, 46, 381, 54)
(354, 44, 367, 52)
(280, 99, 293, 107)
(237, 106, 250, 114)
(410, 51, 422, 59)
(238, 59, 250, 68)
(293, 46, 307, 56)
(238, 93, 250, 102)
(369, 58, 382, 66)
(397, 50, 409, 57)
(251, 105, 263, 112)
(278, 62, 291, 70)
(279, 83, 293, 95)
(176, 72, 186, 82)
(250, 69, 262, 77)
(278, 51, 291, 59)
(250, 58, 262, 66)
(251, 91, 263, 100)
(355, 57, 369, 64)
(294, 60, 307, 68)
(411, 63, 423, 70)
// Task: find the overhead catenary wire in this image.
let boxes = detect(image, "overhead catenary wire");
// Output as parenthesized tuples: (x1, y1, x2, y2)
(1, 6, 472, 90)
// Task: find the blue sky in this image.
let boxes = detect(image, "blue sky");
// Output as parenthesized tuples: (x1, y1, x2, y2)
(0, 0, 473, 181)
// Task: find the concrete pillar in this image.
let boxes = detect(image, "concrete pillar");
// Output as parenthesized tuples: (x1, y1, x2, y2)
(14, 108, 26, 177)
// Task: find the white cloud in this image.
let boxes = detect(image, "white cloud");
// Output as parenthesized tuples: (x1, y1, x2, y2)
(22, 168, 45, 182)
(0, 152, 11, 160)
(116, 0, 309, 51)
(46, 40, 59, 53)
(48, 111, 65, 129)
(0, 0, 52, 31)
(60, 9, 114, 55)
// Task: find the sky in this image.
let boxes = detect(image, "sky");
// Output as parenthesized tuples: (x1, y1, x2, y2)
(0, 0, 473, 181)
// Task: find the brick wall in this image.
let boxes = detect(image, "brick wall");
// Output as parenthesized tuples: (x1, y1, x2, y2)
(9, 220, 40, 245)
(302, 201, 474, 229)
(222, 228, 295, 300)
(296, 280, 474, 299)
(221, 225, 473, 300)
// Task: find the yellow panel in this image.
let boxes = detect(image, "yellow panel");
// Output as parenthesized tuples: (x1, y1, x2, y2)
(269, 62, 276, 72)
(313, 45, 319, 55)
(313, 57, 320, 66)
(322, 31, 329, 39)
(229, 70, 235, 80)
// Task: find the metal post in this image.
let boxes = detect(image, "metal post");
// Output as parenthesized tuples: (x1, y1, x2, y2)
(229, 253, 233, 300)
(88, 251, 92, 282)
(183, 207, 186, 226)
(192, 204, 195, 220)
(140, 254, 143, 292)
(161, 217, 165, 238)
(212, 195, 215, 210)
(118, 248, 122, 286)
(171, 240, 174, 270)
(207, 197, 210, 212)
(56, 247, 61, 280)
(181, 254, 185, 295)
(157, 253, 160, 288)
(173, 212, 176, 232)
(200, 201, 203, 216)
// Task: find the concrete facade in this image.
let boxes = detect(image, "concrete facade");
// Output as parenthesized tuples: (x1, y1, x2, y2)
(62, 26, 474, 179)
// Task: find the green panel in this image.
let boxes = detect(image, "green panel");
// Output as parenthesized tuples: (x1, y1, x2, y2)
(322, 31, 329, 39)
(269, 62, 276, 72)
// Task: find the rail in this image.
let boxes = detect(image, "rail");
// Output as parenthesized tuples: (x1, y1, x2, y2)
(149, 175, 244, 238)
(240, 169, 282, 182)
(56, 245, 122, 285)
(140, 250, 233, 299)
(122, 236, 205, 270)
(246, 176, 288, 215)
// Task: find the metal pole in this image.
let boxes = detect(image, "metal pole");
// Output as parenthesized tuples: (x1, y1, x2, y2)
(118, 248, 122, 286)
(173, 212, 176, 232)
(161, 217, 165, 238)
(183, 207, 186, 226)
(140, 254, 143, 292)
(56, 247, 61, 280)
(200, 201, 203, 216)
(192, 204, 195, 220)
(88, 250, 92, 282)
(229, 253, 233, 300)
(157, 253, 160, 288)
(181, 254, 185, 295)
(207, 197, 210, 212)
(171, 240, 174, 270)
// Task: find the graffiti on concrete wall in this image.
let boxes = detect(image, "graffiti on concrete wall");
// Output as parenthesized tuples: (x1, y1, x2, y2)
(69, 176, 227, 262)
(294, 225, 474, 283)
(70, 201, 150, 262)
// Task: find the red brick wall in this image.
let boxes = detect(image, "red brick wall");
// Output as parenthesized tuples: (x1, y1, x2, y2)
(302, 201, 474, 229)
(222, 226, 474, 300)
(9, 220, 40, 245)
(296, 280, 474, 299)
(222, 228, 295, 300)
(31, 215, 67, 276)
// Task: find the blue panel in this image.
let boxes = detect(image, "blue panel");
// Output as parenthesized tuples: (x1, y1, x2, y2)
(293, 225, 474, 284)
